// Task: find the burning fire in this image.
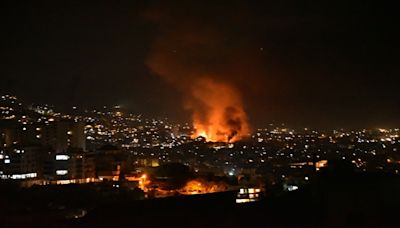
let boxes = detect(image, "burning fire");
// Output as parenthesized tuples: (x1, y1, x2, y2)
(188, 78, 250, 142)
(144, 12, 251, 143)
(180, 179, 228, 195)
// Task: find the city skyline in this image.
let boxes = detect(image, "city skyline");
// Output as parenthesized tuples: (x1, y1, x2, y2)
(2, 93, 399, 132)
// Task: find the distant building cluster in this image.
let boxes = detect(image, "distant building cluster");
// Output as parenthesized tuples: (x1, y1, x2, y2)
(1, 94, 400, 197)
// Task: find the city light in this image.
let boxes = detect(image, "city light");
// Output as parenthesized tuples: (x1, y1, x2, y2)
(56, 155, 70, 160)
(56, 170, 68, 175)
(1, 172, 37, 180)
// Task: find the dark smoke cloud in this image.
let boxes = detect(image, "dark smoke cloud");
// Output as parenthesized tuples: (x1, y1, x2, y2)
(144, 2, 259, 141)
(143, 1, 268, 89)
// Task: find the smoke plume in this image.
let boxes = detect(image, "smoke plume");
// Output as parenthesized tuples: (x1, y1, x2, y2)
(144, 4, 252, 142)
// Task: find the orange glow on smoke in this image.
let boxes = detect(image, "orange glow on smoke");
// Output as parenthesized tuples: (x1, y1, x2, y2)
(188, 78, 250, 142)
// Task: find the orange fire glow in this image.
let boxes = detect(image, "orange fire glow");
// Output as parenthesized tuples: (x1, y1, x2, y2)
(180, 179, 228, 195)
(144, 17, 251, 143)
(187, 78, 250, 142)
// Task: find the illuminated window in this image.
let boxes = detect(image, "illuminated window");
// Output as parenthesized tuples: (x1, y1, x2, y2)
(236, 199, 256, 204)
(287, 185, 299, 191)
(4, 159, 10, 164)
(56, 170, 68, 175)
(56, 180, 73, 185)
(10, 173, 37, 179)
(56, 155, 70, 160)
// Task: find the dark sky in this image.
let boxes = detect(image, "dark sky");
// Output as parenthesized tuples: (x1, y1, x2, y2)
(0, 0, 398, 129)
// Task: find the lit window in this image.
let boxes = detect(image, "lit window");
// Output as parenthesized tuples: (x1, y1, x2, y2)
(56, 155, 70, 160)
(236, 199, 255, 204)
(10, 173, 37, 179)
(4, 159, 10, 164)
(56, 170, 68, 175)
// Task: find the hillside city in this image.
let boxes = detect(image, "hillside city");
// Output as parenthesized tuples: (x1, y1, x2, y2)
(2, 94, 399, 193)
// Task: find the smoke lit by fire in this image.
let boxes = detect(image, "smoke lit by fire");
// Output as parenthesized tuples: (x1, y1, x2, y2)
(144, 7, 252, 142)
(188, 78, 249, 142)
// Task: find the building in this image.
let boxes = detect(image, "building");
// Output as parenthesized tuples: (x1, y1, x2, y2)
(39, 120, 86, 153)
(0, 146, 44, 180)
(95, 145, 126, 181)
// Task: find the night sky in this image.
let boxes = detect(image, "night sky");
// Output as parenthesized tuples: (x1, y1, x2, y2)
(0, 1, 398, 129)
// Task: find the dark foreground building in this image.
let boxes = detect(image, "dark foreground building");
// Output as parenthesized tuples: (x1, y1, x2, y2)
(2, 168, 400, 227)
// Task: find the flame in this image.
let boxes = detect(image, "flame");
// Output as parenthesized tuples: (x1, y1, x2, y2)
(180, 179, 228, 195)
(187, 78, 250, 142)
(144, 10, 251, 143)
(196, 130, 208, 139)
